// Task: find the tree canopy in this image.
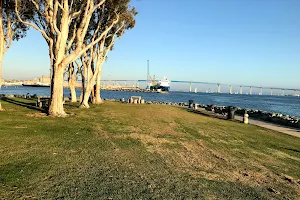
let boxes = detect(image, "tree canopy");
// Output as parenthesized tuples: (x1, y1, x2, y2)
(13, 0, 137, 116)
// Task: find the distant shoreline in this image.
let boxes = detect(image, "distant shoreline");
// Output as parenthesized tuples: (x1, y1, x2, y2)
(1, 85, 300, 97)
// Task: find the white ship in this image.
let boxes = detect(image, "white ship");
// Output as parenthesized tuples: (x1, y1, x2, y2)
(22, 82, 50, 87)
(151, 76, 170, 92)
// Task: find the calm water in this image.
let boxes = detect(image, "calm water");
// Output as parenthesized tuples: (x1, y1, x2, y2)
(1, 86, 300, 117)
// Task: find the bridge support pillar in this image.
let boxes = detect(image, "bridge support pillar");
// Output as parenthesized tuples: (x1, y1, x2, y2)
(239, 86, 242, 94)
(229, 85, 232, 94)
(189, 82, 192, 92)
(250, 87, 252, 95)
(282, 89, 285, 96)
(217, 84, 221, 93)
(260, 87, 263, 95)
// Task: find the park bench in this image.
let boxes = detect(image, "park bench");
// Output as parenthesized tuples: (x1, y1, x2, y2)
(130, 96, 141, 104)
(36, 97, 50, 108)
(126, 96, 145, 104)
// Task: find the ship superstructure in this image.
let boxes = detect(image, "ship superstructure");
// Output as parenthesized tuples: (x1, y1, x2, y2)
(150, 76, 170, 92)
(146, 60, 170, 92)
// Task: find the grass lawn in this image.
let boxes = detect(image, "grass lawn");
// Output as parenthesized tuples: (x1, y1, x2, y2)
(0, 98, 299, 199)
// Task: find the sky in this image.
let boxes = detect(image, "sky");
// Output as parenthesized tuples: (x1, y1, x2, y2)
(3, 0, 300, 89)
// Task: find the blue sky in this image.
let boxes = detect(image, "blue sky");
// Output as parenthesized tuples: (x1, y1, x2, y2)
(3, 0, 300, 89)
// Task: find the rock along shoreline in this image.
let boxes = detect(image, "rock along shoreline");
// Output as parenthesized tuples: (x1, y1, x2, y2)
(1, 93, 300, 129)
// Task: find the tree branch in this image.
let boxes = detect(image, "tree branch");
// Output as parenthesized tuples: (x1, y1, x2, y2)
(15, 0, 51, 41)
(4, 14, 12, 44)
(52, 1, 61, 34)
(70, 3, 85, 19)
(66, 24, 77, 51)
(30, 0, 45, 17)
(89, 0, 106, 15)
(77, 13, 119, 59)
(57, 1, 65, 12)
(61, 13, 119, 68)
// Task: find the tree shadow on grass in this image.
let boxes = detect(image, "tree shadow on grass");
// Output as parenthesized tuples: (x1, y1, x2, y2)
(1, 97, 47, 113)
(182, 107, 228, 120)
(281, 147, 300, 153)
(64, 103, 80, 108)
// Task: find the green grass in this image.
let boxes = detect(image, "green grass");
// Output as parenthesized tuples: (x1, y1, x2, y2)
(0, 98, 300, 199)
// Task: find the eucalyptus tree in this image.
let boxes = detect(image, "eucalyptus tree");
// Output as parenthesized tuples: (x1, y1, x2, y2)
(0, 0, 31, 87)
(79, 0, 137, 108)
(15, 0, 120, 116)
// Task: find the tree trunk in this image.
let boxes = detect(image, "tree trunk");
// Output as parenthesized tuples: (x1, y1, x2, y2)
(80, 84, 92, 108)
(48, 65, 66, 116)
(80, 60, 94, 108)
(79, 84, 84, 103)
(0, 2, 3, 89)
(80, 68, 101, 108)
(89, 60, 96, 104)
(0, 52, 3, 89)
(95, 69, 103, 104)
(80, 71, 99, 108)
(79, 71, 85, 103)
(68, 63, 77, 103)
(69, 80, 77, 102)
(91, 86, 96, 104)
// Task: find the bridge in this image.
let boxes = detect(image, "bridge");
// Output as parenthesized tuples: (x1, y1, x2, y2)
(101, 79, 300, 95)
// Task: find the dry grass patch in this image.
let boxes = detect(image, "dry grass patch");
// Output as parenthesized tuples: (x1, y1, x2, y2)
(0, 100, 299, 199)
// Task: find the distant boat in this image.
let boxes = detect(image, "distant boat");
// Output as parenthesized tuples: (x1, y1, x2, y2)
(22, 82, 50, 87)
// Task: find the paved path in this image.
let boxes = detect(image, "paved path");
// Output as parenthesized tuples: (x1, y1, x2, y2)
(184, 107, 300, 138)
(235, 115, 300, 138)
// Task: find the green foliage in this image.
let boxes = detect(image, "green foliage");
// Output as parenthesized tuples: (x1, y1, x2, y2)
(1, 0, 33, 41)
(85, 0, 137, 51)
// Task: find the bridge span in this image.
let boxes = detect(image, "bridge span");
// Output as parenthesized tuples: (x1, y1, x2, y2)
(101, 79, 300, 95)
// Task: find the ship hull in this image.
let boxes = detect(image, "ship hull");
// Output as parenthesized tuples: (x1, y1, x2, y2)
(22, 84, 50, 87)
(150, 86, 170, 91)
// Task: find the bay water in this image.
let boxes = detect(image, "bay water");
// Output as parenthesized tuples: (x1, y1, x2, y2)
(1, 86, 300, 117)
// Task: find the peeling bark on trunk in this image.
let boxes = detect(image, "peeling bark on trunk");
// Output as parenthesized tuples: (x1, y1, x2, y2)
(95, 69, 103, 104)
(0, 9, 4, 89)
(90, 61, 96, 104)
(79, 68, 85, 103)
(79, 92, 83, 103)
(48, 65, 66, 116)
(80, 68, 95, 108)
(80, 69, 100, 108)
(80, 40, 106, 107)
(80, 85, 92, 108)
(79, 68, 92, 108)
(69, 81, 77, 102)
(0, 52, 3, 89)
(80, 57, 93, 108)
(68, 63, 77, 102)
(91, 87, 96, 104)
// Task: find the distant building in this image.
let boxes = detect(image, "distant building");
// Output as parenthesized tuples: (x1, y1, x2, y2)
(39, 76, 51, 84)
